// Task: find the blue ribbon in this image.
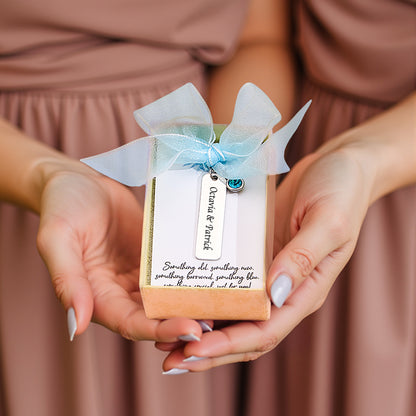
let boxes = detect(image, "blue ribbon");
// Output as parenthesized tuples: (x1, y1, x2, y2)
(81, 83, 311, 186)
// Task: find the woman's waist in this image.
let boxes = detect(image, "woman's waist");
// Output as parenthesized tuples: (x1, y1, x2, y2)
(0, 40, 203, 92)
(295, 0, 416, 106)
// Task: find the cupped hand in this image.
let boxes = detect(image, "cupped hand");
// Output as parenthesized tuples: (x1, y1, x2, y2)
(159, 147, 376, 372)
(36, 166, 203, 342)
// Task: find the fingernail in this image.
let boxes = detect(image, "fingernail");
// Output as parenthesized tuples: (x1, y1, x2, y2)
(67, 307, 77, 341)
(197, 320, 213, 332)
(271, 274, 292, 308)
(162, 368, 189, 375)
(178, 333, 200, 342)
(183, 355, 205, 363)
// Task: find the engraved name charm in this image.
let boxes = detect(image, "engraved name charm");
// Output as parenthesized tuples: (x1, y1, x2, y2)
(195, 172, 227, 260)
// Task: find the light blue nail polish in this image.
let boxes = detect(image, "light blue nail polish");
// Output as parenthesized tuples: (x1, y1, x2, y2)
(178, 333, 200, 342)
(67, 307, 77, 341)
(270, 274, 292, 308)
(183, 355, 205, 363)
(197, 320, 213, 332)
(162, 368, 189, 375)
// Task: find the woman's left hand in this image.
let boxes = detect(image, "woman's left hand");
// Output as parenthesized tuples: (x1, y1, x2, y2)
(157, 146, 375, 372)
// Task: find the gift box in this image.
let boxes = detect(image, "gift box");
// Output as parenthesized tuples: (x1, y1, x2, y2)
(81, 83, 310, 320)
(139, 131, 275, 320)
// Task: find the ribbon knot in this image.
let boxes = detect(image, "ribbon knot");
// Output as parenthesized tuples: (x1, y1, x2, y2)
(207, 143, 227, 168)
(81, 83, 311, 187)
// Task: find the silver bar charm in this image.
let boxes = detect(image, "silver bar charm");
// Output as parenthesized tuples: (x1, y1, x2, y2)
(195, 172, 227, 260)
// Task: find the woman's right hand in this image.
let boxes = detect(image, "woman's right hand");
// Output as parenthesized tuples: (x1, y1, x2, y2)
(36, 163, 205, 343)
(1, 117, 206, 344)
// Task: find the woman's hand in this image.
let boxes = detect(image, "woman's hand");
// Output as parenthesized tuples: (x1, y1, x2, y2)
(158, 92, 416, 373)
(36, 166, 204, 342)
(0, 117, 207, 344)
(158, 147, 376, 371)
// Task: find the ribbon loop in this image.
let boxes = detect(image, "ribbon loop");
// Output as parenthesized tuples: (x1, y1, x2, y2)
(81, 83, 311, 187)
(134, 83, 214, 143)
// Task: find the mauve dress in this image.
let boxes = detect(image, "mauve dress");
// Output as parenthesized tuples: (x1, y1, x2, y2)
(1, 0, 415, 416)
(0, 1, 247, 415)
(243, 1, 416, 416)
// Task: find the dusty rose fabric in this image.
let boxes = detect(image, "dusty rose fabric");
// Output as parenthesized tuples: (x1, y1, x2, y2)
(243, 83, 416, 416)
(0, 1, 246, 415)
(0, 0, 247, 91)
(242, 1, 416, 416)
(1, 0, 415, 415)
(296, 0, 416, 105)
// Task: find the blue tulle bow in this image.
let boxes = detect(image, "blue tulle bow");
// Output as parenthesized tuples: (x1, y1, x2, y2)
(81, 83, 311, 186)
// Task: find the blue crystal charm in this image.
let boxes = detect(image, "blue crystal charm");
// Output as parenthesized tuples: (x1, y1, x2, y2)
(226, 178, 245, 193)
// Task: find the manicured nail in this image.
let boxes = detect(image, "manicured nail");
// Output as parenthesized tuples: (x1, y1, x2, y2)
(178, 333, 200, 342)
(197, 320, 213, 332)
(271, 274, 292, 308)
(162, 368, 189, 375)
(183, 355, 205, 363)
(67, 307, 77, 341)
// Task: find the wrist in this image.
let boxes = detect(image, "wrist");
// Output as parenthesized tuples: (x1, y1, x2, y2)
(316, 93, 416, 203)
(0, 118, 100, 213)
(317, 130, 413, 205)
(27, 156, 99, 214)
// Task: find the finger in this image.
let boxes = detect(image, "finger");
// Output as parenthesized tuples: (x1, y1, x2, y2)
(162, 320, 274, 366)
(267, 206, 349, 308)
(196, 320, 214, 332)
(274, 155, 320, 254)
(155, 320, 213, 351)
(37, 219, 94, 338)
(162, 257, 346, 372)
(162, 347, 264, 374)
(155, 341, 183, 352)
(91, 279, 203, 342)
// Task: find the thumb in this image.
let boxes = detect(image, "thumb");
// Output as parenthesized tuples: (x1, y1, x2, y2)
(37, 220, 94, 340)
(268, 209, 348, 308)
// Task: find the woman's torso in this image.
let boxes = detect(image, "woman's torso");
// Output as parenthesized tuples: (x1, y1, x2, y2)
(296, 0, 416, 105)
(0, 0, 247, 91)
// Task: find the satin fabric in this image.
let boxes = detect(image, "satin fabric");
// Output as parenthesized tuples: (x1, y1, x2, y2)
(0, 0, 415, 415)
